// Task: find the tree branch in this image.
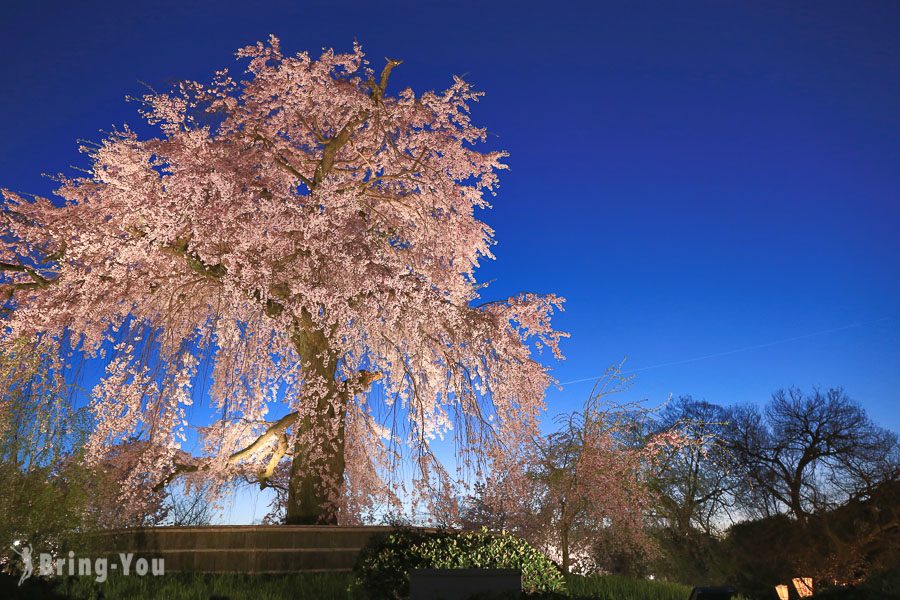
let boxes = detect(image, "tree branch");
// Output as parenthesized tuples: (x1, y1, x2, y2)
(0, 262, 55, 288)
(227, 411, 299, 465)
(371, 58, 403, 106)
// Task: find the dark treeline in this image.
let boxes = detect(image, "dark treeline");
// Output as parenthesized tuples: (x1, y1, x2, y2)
(648, 388, 899, 596)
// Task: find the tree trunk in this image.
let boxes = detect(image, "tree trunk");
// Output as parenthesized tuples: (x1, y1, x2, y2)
(560, 502, 570, 573)
(285, 405, 346, 524)
(284, 309, 347, 525)
(790, 481, 809, 526)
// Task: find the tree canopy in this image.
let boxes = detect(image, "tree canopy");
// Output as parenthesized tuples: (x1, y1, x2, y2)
(0, 37, 565, 523)
(724, 387, 898, 522)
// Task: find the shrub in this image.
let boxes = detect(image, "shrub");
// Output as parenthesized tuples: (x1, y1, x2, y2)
(353, 528, 566, 599)
(865, 570, 900, 598)
(811, 571, 900, 600)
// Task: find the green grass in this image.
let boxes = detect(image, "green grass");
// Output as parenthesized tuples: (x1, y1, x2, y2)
(5, 572, 354, 600)
(3, 571, 701, 599)
(566, 574, 692, 600)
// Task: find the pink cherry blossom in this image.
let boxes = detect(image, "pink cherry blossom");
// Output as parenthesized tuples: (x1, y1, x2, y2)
(1, 37, 566, 524)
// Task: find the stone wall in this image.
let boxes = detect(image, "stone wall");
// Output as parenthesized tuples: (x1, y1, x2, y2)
(95, 525, 403, 573)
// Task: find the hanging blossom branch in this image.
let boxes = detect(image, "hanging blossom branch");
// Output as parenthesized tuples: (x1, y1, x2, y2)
(0, 36, 567, 523)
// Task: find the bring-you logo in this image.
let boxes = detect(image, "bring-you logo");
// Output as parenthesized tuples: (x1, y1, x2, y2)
(9, 540, 164, 585)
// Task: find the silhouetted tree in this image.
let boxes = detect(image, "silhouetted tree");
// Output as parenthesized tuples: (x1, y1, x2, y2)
(724, 387, 898, 523)
(164, 482, 214, 526)
(648, 396, 737, 585)
(652, 396, 736, 535)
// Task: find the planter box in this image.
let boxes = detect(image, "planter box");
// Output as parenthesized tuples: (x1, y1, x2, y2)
(410, 568, 521, 600)
(689, 587, 735, 600)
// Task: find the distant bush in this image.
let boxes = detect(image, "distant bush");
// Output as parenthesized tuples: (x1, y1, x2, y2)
(865, 570, 900, 598)
(353, 528, 565, 599)
(811, 570, 900, 600)
(812, 587, 900, 600)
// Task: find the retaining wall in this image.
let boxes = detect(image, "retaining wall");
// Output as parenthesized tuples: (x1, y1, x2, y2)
(97, 525, 404, 573)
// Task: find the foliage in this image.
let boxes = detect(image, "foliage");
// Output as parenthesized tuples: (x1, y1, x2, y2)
(715, 513, 805, 597)
(466, 363, 684, 574)
(352, 527, 566, 598)
(0, 336, 174, 565)
(650, 527, 726, 586)
(1, 435, 169, 571)
(714, 480, 899, 597)
(0, 339, 87, 558)
(0, 340, 164, 568)
(589, 529, 655, 578)
(626, 388, 899, 590)
(811, 586, 900, 600)
(865, 570, 900, 598)
(0, 462, 93, 566)
(0, 337, 78, 472)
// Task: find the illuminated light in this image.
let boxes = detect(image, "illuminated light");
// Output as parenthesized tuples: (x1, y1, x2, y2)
(775, 584, 790, 600)
(792, 577, 813, 598)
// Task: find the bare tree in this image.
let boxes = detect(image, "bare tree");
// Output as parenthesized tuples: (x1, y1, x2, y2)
(724, 387, 898, 523)
(164, 484, 215, 527)
(651, 396, 736, 535)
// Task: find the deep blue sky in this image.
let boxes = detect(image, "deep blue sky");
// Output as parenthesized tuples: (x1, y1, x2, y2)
(2, 0, 898, 445)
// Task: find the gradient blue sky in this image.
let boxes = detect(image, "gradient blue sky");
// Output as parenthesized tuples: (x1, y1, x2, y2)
(2, 0, 898, 510)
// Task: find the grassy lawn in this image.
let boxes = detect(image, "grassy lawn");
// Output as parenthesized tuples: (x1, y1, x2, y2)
(566, 574, 692, 600)
(2, 571, 699, 600)
(3, 572, 353, 600)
